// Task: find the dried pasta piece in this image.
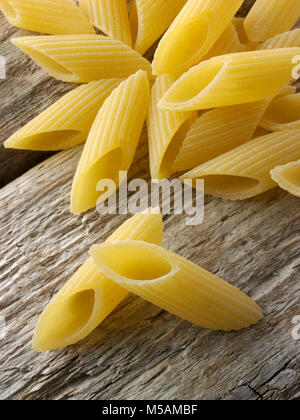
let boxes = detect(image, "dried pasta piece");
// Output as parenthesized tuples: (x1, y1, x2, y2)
(181, 130, 300, 200)
(260, 93, 300, 131)
(90, 240, 263, 331)
(4, 79, 122, 151)
(71, 70, 149, 214)
(130, 0, 187, 55)
(257, 29, 300, 49)
(159, 48, 300, 111)
(79, 0, 132, 46)
(0, 0, 95, 34)
(271, 161, 300, 198)
(244, 0, 300, 42)
(33, 211, 163, 352)
(147, 75, 197, 179)
(172, 100, 270, 172)
(152, 0, 244, 75)
(12, 35, 152, 83)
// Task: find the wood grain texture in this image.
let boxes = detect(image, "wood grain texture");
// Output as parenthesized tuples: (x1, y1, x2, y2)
(0, 134, 299, 400)
(0, 0, 300, 401)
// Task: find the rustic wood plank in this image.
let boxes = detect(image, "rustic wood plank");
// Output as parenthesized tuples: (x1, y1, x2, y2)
(0, 134, 299, 400)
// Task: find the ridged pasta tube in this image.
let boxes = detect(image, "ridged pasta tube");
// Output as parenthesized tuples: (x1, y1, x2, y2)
(271, 161, 300, 198)
(90, 240, 263, 331)
(0, 0, 95, 34)
(257, 29, 300, 50)
(181, 130, 300, 201)
(33, 211, 163, 352)
(147, 75, 197, 179)
(152, 0, 244, 75)
(71, 70, 150, 214)
(172, 99, 270, 172)
(159, 48, 300, 111)
(79, 0, 132, 46)
(130, 0, 187, 55)
(12, 35, 152, 83)
(244, 0, 300, 42)
(260, 93, 300, 132)
(4, 80, 122, 151)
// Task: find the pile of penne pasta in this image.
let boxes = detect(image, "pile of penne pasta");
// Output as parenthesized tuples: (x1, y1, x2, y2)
(1, 0, 300, 351)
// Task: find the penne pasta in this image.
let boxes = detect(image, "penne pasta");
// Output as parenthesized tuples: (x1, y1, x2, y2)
(172, 100, 270, 172)
(33, 210, 163, 352)
(181, 130, 300, 201)
(271, 161, 300, 198)
(152, 0, 244, 75)
(257, 29, 300, 50)
(260, 93, 300, 132)
(71, 70, 149, 214)
(147, 75, 197, 179)
(202, 22, 246, 61)
(130, 0, 187, 55)
(90, 240, 263, 331)
(4, 79, 122, 151)
(0, 0, 95, 35)
(244, 0, 300, 42)
(159, 48, 300, 111)
(12, 35, 152, 83)
(79, 0, 132, 46)
(173, 85, 295, 171)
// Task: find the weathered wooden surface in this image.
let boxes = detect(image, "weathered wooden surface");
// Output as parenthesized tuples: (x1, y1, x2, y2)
(0, 0, 299, 401)
(0, 136, 299, 400)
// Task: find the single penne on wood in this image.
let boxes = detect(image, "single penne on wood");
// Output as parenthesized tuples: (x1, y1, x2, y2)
(4, 79, 122, 151)
(270, 161, 300, 198)
(244, 0, 300, 42)
(130, 0, 187, 55)
(260, 93, 300, 132)
(71, 70, 150, 214)
(79, 0, 132, 46)
(90, 240, 263, 331)
(257, 29, 300, 50)
(147, 75, 197, 179)
(33, 211, 164, 352)
(181, 130, 300, 201)
(159, 48, 300, 111)
(0, 0, 95, 34)
(172, 99, 270, 172)
(152, 0, 243, 75)
(12, 35, 152, 83)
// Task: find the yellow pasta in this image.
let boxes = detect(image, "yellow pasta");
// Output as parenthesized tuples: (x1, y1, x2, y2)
(202, 22, 246, 61)
(0, 0, 95, 34)
(182, 130, 300, 201)
(79, 0, 132, 46)
(130, 0, 187, 56)
(33, 211, 163, 352)
(90, 240, 263, 331)
(244, 0, 300, 42)
(152, 0, 243, 75)
(271, 160, 300, 198)
(172, 100, 270, 172)
(257, 29, 300, 50)
(12, 35, 152, 83)
(147, 75, 196, 180)
(260, 93, 300, 132)
(4, 80, 122, 151)
(71, 70, 149, 214)
(159, 48, 300, 111)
